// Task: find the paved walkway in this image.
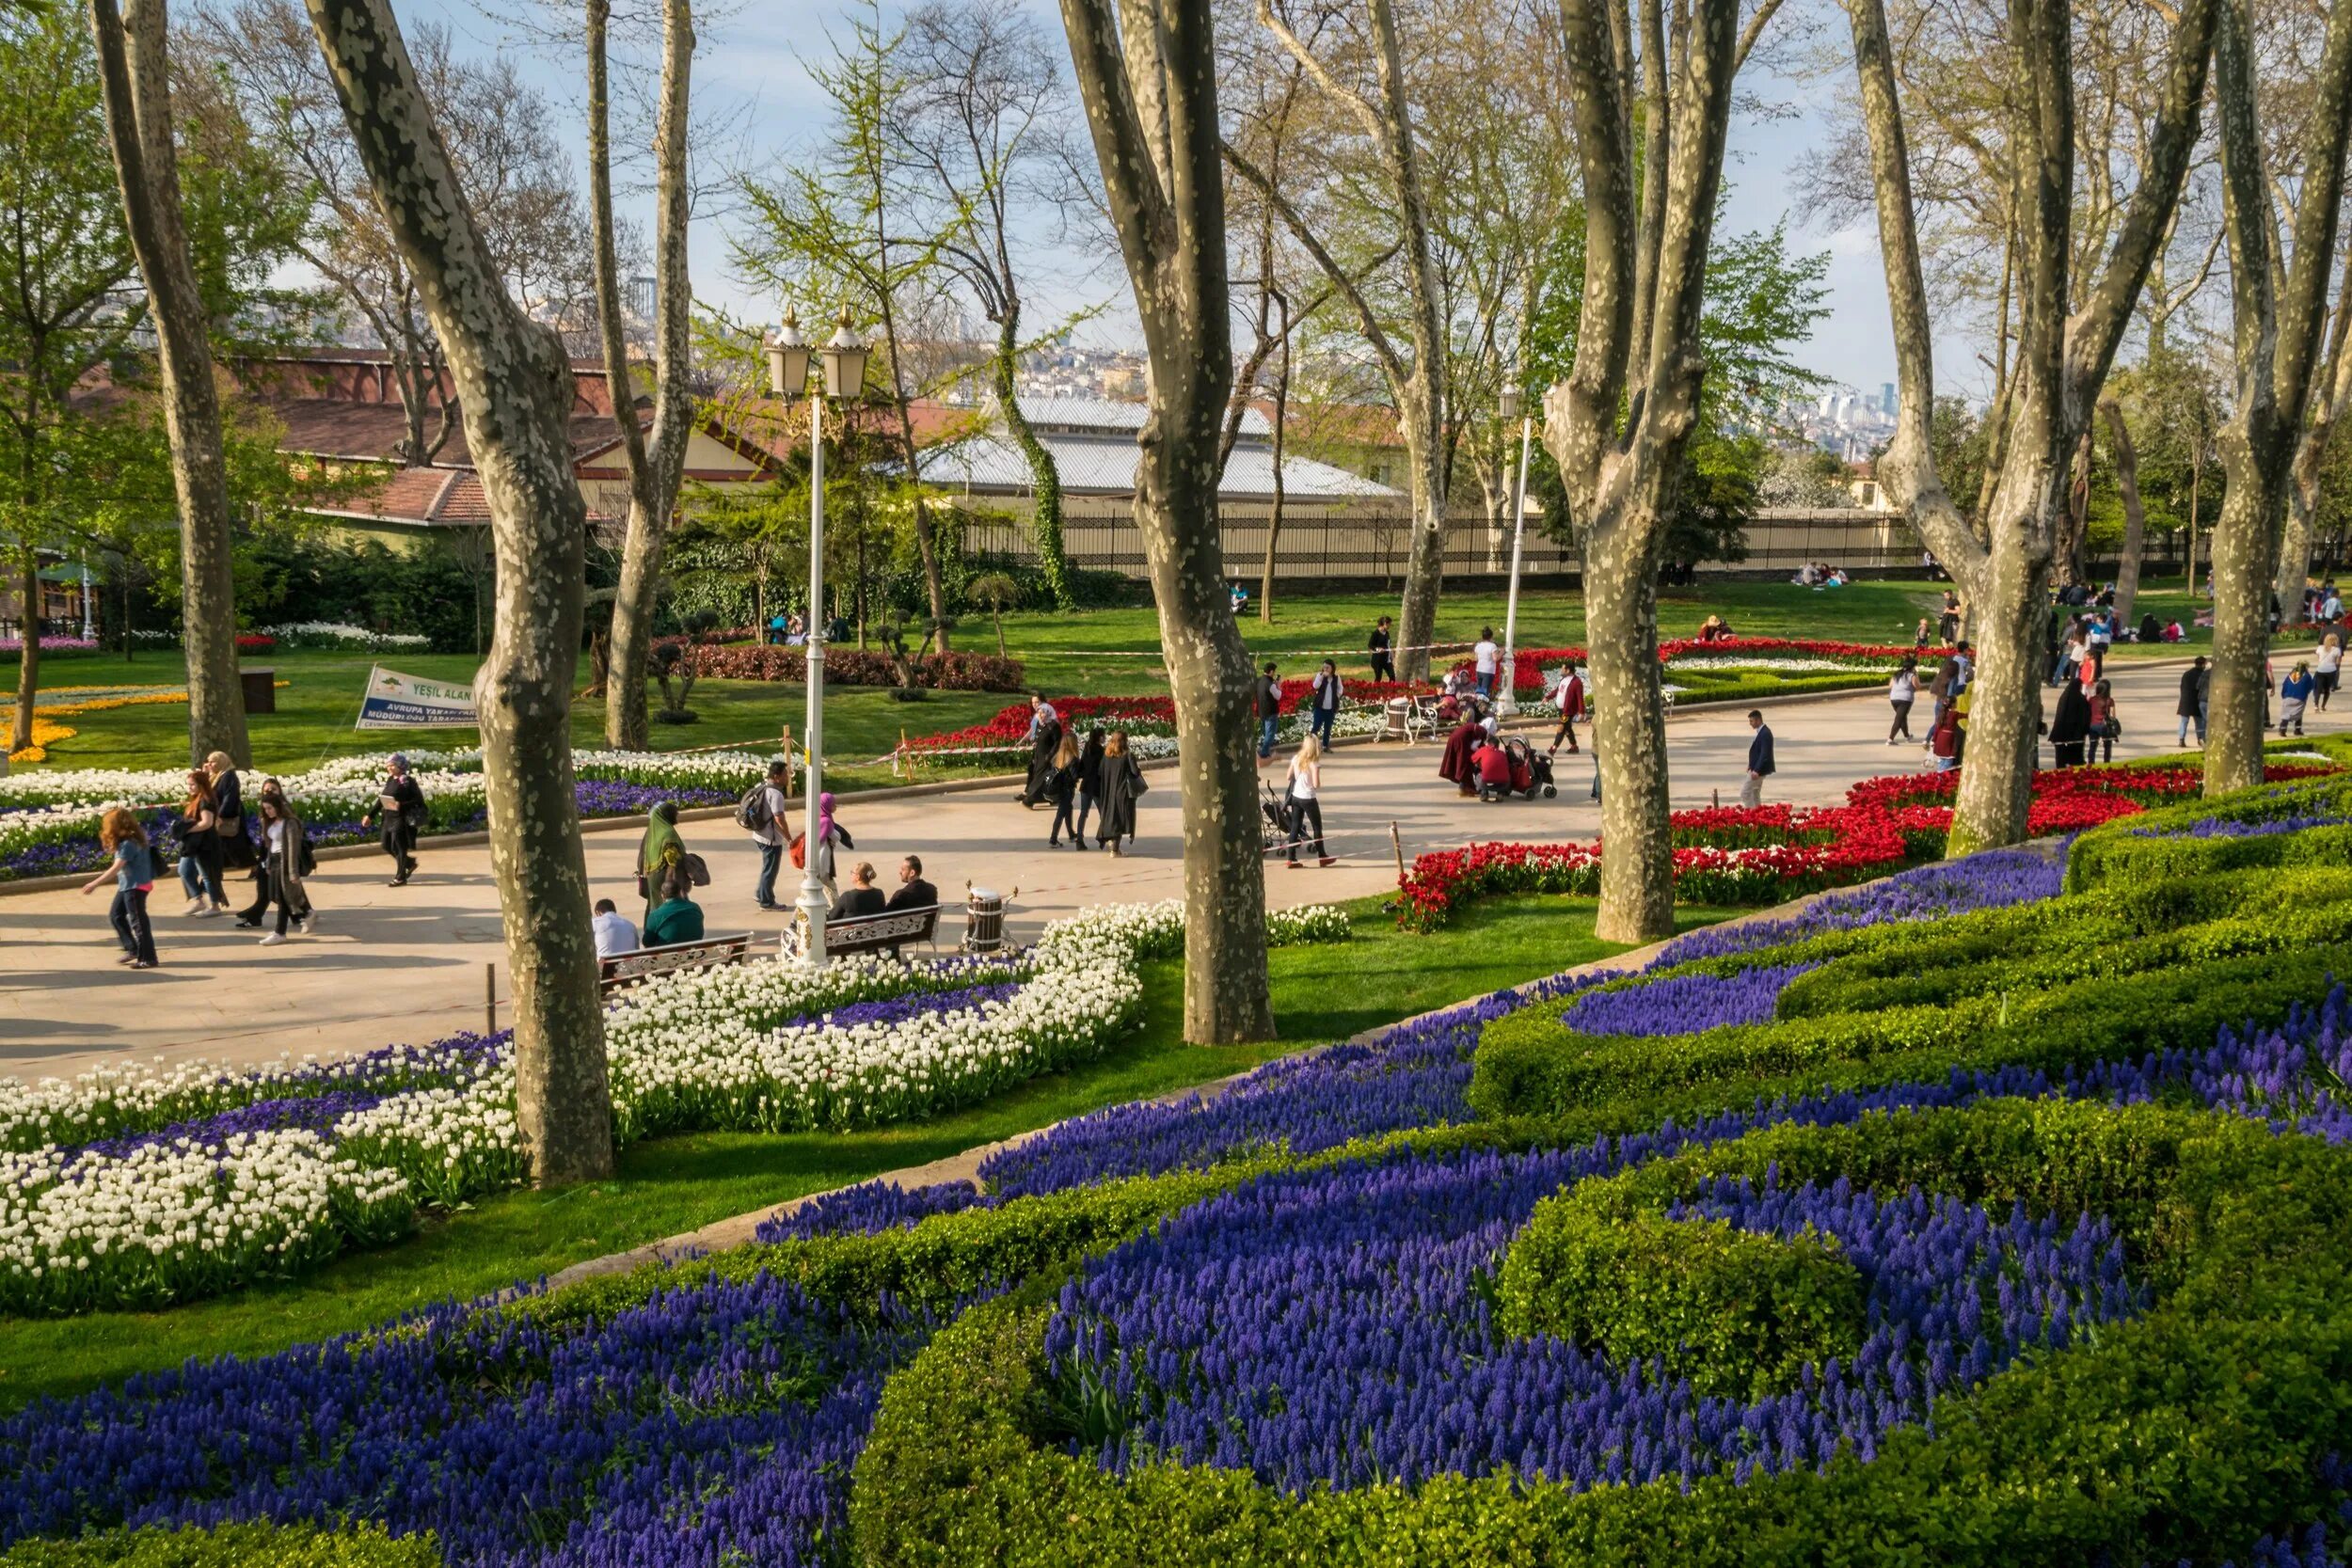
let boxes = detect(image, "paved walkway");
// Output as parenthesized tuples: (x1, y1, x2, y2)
(3, 654, 2334, 1080)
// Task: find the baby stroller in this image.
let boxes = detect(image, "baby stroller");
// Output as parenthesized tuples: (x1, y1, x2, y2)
(1260, 780, 1294, 849)
(1479, 736, 1556, 801)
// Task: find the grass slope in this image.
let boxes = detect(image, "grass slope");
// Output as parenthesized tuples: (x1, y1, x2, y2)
(0, 892, 1732, 1409)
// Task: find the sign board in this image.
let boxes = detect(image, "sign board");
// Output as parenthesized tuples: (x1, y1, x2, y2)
(356, 665, 478, 730)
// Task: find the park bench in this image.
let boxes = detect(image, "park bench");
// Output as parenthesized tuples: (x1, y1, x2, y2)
(597, 929, 758, 994)
(819, 903, 941, 959)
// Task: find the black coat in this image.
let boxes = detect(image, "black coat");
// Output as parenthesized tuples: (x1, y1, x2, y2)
(2050, 683, 2092, 745)
(2177, 667, 2208, 717)
(886, 878, 939, 911)
(1099, 754, 1145, 840)
(1747, 726, 1775, 776)
(829, 886, 886, 921)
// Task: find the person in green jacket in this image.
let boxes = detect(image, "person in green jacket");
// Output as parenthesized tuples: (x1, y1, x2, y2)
(644, 866, 705, 946)
(638, 801, 685, 926)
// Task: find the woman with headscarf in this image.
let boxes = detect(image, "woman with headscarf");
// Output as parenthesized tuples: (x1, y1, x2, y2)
(1095, 731, 1146, 855)
(174, 768, 227, 914)
(638, 800, 685, 926)
(1072, 727, 1107, 849)
(2048, 679, 2091, 768)
(804, 791, 853, 895)
(1019, 693, 1062, 808)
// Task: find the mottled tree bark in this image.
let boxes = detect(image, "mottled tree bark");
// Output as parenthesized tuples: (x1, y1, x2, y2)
(303, 0, 612, 1180)
(1538, 0, 1740, 942)
(88, 0, 249, 768)
(1849, 0, 2217, 847)
(592, 0, 695, 752)
(8, 550, 36, 756)
(2102, 401, 2149, 628)
(2204, 0, 2352, 794)
(1246, 0, 1449, 680)
(1062, 0, 1271, 1042)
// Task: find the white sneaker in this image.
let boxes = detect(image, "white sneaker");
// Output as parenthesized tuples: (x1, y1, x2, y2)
(183, 897, 205, 913)
(195, 905, 220, 918)
(259, 932, 286, 946)
(294, 918, 313, 936)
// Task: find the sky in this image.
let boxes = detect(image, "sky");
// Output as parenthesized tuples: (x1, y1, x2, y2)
(393, 0, 1986, 405)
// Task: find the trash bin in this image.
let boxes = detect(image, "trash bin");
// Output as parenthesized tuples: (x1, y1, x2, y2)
(240, 667, 277, 715)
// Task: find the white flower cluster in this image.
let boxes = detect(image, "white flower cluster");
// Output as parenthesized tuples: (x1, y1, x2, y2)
(258, 622, 434, 651)
(2, 901, 1351, 1314)
(0, 1132, 411, 1315)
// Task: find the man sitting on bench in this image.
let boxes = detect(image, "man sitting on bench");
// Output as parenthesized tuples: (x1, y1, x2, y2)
(830, 862, 887, 922)
(886, 854, 936, 912)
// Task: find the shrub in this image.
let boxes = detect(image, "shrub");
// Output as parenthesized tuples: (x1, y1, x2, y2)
(1493, 1206, 1866, 1400)
(0, 1523, 438, 1567)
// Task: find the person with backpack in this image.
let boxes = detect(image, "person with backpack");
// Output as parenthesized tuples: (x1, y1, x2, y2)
(359, 753, 426, 886)
(739, 759, 794, 910)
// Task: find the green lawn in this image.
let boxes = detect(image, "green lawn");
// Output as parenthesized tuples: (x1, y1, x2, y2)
(10, 579, 1952, 773)
(0, 891, 1732, 1408)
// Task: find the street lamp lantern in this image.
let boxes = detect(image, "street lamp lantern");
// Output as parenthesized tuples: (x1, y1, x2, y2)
(820, 310, 867, 401)
(769, 309, 810, 400)
(1499, 385, 1522, 421)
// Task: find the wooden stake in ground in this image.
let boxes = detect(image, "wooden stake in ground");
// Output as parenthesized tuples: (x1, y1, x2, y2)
(300, 0, 613, 1181)
(1058, 0, 1273, 1043)
(87, 0, 249, 768)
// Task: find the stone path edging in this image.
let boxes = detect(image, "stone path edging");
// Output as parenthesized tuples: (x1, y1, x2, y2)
(525, 844, 2060, 1298)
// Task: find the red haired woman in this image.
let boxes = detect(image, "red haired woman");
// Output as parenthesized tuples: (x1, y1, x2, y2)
(80, 807, 160, 969)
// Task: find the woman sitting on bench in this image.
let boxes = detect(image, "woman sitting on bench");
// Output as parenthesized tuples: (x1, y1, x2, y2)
(829, 862, 886, 921)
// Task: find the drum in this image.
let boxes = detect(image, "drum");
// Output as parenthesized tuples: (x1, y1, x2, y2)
(1383, 697, 1412, 740)
(962, 887, 1006, 953)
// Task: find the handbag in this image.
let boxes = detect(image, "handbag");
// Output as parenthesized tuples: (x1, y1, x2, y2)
(683, 852, 711, 888)
(789, 832, 806, 870)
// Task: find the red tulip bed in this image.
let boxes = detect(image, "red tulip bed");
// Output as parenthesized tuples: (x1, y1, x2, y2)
(1394, 760, 2344, 930)
(666, 640, 1028, 692)
(899, 677, 1436, 757)
(1479, 637, 1923, 699)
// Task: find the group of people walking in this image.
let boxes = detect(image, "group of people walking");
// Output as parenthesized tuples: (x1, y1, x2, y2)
(1018, 694, 1150, 855)
(81, 751, 428, 971)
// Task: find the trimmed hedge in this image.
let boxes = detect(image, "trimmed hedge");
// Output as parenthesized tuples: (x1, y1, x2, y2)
(1493, 1207, 1865, 1400)
(847, 1101, 2352, 1566)
(0, 1525, 438, 1567)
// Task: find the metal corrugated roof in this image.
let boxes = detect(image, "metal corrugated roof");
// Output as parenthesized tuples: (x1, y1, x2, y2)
(917, 430, 1397, 501)
(1011, 395, 1273, 438)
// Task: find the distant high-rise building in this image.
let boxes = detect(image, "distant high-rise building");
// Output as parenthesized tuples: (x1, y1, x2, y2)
(1881, 382, 1898, 416)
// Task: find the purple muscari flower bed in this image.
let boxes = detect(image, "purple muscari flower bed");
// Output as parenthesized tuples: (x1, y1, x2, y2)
(1042, 1148, 2141, 1497)
(1560, 963, 1818, 1037)
(1655, 849, 2063, 967)
(2075, 985, 2352, 1147)
(68, 1091, 388, 1161)
(788, 981, 1022, 1035)
(758, 1179, 988, 1243)
(0, 1270, 936, 1566)
(575, 780, 734, 816)
(978, 970, 1619, 1200)
(2132, 813, 2352, 840)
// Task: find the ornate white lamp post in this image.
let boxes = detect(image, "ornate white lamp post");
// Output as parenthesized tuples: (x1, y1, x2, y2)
(768, 308, 868, 965)
(1496, 384, 1535, 718)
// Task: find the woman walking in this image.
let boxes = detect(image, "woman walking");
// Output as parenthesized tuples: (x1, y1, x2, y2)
(245, 791, 313, 944)
(207, 751, 252, 876)
(638, 800, 686, 927)
(1887, 658, 1917, 744)
(2087, 678, 2119, 764)
(1096, 730, 1145, 856)
(174, 769, 228, 914)
(2280, 662, 2314, 737)
(1308, 659, 1342, 746)
(81, 807, 160, 969)
(1283, 734, 1334, 868)
(804, 792, 853, 895)
(2049, 679, 2091, 768)
(1046, 732, 1083, 847)
(1072, 727, 1106, 849)
(2317, 635, 2343, 711)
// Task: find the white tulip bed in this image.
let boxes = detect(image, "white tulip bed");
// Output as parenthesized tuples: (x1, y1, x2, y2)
(0, 899, 1349, 1316)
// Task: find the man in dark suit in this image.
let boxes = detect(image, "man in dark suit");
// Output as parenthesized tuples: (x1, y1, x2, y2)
(829, 862, 887, 921)
(1741, 710, 1775, 808)
(886, 854, 938, 912)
